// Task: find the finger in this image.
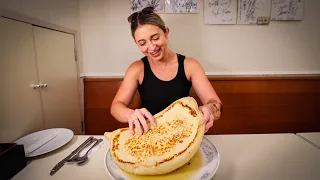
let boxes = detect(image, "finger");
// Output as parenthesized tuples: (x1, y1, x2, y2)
(141, 108, 156, 127)
(136, 110, 149, 133)
(129, 119, 134, 135)
(134, 119, 143, 135)
(200, 107, 209, 124)
(205, 118, 214, 132)
(208, 117, 214, 128)
(205, 123, 210, 133)
(205, 128, 209, 133)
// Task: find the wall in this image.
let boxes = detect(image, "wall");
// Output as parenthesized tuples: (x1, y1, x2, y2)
(0, 0, 84, 75)
(83, 76, 320, 135)
(1, 0, 319, 76)
(79, 0, 320, 77)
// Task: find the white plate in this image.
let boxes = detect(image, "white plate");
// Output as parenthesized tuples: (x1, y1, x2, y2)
(14, 128, 74, 157)
(104, 136, 220, 180)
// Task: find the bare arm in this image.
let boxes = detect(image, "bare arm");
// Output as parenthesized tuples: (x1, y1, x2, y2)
(110, 61, 156, 135)
(185, 58, 223, 121)
(110, 62, 140, 123)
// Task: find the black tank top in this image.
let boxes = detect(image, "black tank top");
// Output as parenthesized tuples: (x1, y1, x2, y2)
(138, 54, 192, 115)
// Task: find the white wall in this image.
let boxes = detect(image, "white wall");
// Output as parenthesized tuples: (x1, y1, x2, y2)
(1, 0, 319, 76)
(0, 0, 84, 75)
(79, 0, 320, 76)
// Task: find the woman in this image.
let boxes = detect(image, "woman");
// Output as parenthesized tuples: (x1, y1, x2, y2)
(111, 6, 223, 135)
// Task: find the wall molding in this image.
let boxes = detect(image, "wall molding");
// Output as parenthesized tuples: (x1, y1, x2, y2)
(81, 71, 320, 79)
(81, 71, 320, 81)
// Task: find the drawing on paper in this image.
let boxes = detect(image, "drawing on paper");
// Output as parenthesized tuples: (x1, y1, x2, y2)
(237, 0, 272, 24)
(165, 0, 198, 13)
(271, 0, 303, 20)
(131, 0, 165, 13)
(204, 0, 238, 24)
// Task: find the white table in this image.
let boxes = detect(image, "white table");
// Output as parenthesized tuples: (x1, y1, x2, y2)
(211, 134, 320, 180)
(12, 134, 320, 180)
(296, 132, 320, 149)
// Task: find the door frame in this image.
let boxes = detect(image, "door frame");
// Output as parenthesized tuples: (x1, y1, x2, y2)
(0, 8, 85, 134)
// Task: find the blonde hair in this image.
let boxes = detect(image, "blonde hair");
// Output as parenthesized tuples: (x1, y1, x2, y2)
(130, 11, 167, 39)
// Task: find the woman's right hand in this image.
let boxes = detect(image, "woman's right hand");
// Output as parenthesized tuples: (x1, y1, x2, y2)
(128, 108, 156, 135)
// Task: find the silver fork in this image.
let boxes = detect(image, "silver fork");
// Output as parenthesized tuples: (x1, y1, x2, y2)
(67, 138, 97, 163)
(76, 139, 103, 166)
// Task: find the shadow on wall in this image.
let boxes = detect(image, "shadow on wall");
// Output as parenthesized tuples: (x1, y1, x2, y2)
(160, 13, 229, 73)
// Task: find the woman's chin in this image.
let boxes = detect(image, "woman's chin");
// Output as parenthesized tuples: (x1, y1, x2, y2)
(148, 51, 163, 61)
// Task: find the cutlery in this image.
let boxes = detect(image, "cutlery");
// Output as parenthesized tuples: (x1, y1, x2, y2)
(67, 138, 97, 163)
(76, 139, 103, 166)
(50, 136, 94, 176)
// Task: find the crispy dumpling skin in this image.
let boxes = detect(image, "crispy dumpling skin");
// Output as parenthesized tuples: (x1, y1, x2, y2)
(105, 97, 205, 175)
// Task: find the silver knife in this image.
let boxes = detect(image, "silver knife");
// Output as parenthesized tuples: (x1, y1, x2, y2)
(50, 136, 94, 175)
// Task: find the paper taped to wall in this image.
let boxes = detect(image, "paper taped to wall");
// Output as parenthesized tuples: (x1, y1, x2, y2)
(204, 0, 238, 24)
(271, 0, 303, 21)
(131, 0, 165, 13)
(165, 0, 199, 13)
(237, 0, 272, 25)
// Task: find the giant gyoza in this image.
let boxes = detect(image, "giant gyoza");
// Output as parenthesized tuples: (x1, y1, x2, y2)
(105, 97, 205, 175)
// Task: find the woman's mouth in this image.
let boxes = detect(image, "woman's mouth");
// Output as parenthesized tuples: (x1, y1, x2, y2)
(149, 49, 160, 57)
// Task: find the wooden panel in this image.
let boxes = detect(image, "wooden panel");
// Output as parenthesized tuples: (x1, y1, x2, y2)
(84, 109, 127, 134)
(83, 75, 320, 135)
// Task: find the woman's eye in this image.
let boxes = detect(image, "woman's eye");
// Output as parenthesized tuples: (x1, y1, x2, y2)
(140, 42, 146, 46)
(153, 37, 159, 40)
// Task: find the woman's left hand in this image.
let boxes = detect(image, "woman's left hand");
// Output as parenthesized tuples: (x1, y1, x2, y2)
(199, 106, 214, 133)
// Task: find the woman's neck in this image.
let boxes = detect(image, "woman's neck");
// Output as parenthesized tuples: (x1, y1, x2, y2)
(150, 49, 175, 66)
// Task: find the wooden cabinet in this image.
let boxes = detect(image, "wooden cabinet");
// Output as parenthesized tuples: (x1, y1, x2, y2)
(0, 17, 82, 142)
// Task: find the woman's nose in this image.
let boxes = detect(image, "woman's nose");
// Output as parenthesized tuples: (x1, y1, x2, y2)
(148, 42, 156, 50)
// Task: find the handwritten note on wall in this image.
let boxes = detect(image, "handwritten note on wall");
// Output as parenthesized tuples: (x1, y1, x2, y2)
(204, 0, 238, 24)
(237, 0, 272, 24)
(165, 0, 198, 13)
(131, 0, 165, 13)
(271, 0, 303, 20)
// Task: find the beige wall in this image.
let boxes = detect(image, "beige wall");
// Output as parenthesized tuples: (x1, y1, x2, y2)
(0, 0, 84, 76)
(79, 0, 320, 76)
(1, 0, 319, 76)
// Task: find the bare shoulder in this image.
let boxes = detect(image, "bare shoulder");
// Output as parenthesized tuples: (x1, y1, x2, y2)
(184, 57, 202, 68)
(125, 60, 144, 79)
(184, 57, 205, 80)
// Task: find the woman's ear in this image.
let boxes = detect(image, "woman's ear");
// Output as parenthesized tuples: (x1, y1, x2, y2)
(165, 27, 170, 37)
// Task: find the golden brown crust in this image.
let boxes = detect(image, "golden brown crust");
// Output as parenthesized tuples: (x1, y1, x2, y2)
(112, 117, 195, 165)
(106, 97, 205, 175)
(155, 100, 198, 119)
(159, 124, 200, 165)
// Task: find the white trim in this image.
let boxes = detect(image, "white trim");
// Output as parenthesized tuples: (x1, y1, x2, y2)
(0, 8, 76, 35)
(82, 72, 126, 78)
(82, 71, 320, 78)
(205, 71, 320, 76)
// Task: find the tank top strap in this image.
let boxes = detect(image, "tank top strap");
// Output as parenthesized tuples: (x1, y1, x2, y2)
(177, 54, 189, 81)
(141, 56, 151, 82)
(141, 56, 149, 69)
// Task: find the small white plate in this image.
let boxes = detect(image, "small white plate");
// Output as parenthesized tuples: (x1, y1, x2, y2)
(14, 128, 74, 157)
(104, 136, 220, 180)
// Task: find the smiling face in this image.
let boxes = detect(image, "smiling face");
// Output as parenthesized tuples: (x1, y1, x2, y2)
(134, 24, 169, 61)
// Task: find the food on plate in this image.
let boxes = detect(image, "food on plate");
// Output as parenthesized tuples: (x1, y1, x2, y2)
(104, 97, 205, 175)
